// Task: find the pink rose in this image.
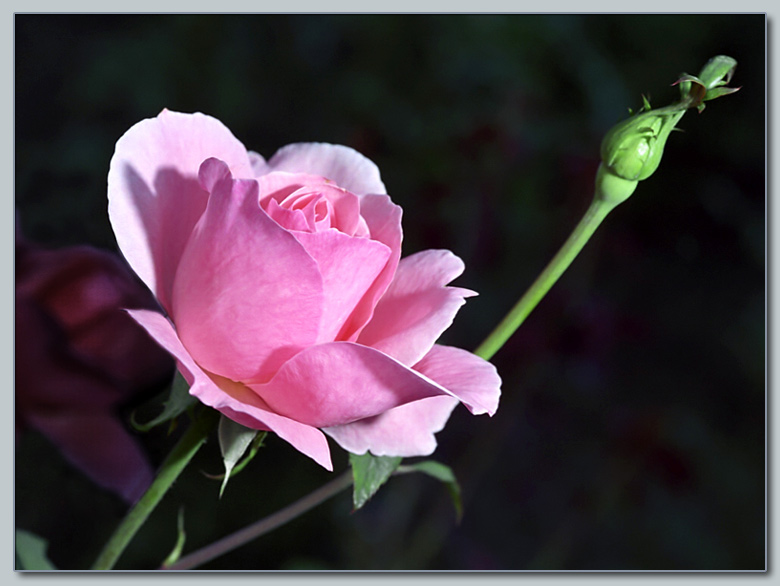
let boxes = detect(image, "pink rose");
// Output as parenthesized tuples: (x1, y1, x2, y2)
(15, 228, 175, 502)
(108, 110, 500, 470)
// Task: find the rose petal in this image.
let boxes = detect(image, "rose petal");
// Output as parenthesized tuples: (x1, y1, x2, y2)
(255, 171, 328, 205)
(247, 150, 266, 175)
(264, 197, 311, 232)
(261, 142, 387, 196)
(255, 172, 367, 234)
(323, 344, 501, 458)
(338, 193, 403, 341)
(253, 172, 329, 232)
(293, 230, 390, 343)
(248, 342, 453, 428)
(358, 249, 476, 366)
(314, 185, 362, 236)
(280, 184, 362, 236)
(127, 309, 333, 470)
(108, 110, 254, 311)
(413, 345, 501, 417)
(323, 395, 459, 457)
(171, 159, 324, 383)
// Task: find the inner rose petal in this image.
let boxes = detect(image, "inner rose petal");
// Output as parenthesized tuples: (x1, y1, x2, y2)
(258, 173, 364, 237)
(279, 189, 334, 232)
(264, 198, 310, 232)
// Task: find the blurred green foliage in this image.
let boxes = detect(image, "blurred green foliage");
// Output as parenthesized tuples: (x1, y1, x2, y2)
(15, 14, 765, 570)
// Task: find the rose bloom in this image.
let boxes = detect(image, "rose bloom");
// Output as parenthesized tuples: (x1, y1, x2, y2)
(15, 228, 174, 501)
(108, 110, 500, 470)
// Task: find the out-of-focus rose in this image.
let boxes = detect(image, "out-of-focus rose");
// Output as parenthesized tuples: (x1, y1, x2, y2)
(15, 228, 175, 502)
(108, 110, 501, 470)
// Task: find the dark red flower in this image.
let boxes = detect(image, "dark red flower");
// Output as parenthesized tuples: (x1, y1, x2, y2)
(16, 229, 174, 502)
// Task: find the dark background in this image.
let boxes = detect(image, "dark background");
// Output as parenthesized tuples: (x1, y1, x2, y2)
(15, 14, 765, 570)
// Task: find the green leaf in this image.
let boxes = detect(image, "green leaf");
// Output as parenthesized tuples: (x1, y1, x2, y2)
(131, 371, 197, 432)
(217, 415, 259, 498)
(349, 452, 402, 510)
(161, 508, 186, 569)
(15, 529, 57, 570)
(402, 460, 463, 522)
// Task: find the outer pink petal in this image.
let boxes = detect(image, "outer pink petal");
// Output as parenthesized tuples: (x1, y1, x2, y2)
(358, 249, 476, 366)
(323, 344, 501, 457)
(127, 309, 332, 470)
(25, 411, 154, 503)
(259, 142, 387, 196)
(247, 151, 266, 175)
(323, 395, 459, 457)
(338, 193, 403, 341)
(248, 342, 454, 428)
(108, 110, 254, 312)
(413, 345, 501, 417)
(172, 159, 323, 383)
(292, 230, 390, 342)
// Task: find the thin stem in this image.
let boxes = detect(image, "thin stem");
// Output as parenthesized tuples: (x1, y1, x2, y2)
(164, 470, 353, 570)
(91, 408, 219, 570)
(474, 195, 618, 361)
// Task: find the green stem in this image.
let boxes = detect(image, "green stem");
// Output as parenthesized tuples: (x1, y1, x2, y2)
(91, 407, 220, 570)
(163, 470, 353, 570)
(474, 195, 618, 361)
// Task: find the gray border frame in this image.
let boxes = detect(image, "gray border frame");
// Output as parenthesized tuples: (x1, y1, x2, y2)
(6, 4, 773, 583)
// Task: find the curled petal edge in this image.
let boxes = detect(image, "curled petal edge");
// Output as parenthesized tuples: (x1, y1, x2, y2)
(126, 309, 333, 470)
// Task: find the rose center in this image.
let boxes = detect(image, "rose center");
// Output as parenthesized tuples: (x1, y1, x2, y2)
(260, 177, 369, 238)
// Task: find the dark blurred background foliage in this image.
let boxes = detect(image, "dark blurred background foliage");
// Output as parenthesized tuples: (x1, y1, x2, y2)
(15, 14, 765, 570)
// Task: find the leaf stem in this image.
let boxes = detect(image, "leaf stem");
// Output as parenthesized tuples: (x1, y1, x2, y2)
(474, 195, 618, 361)
(163, 470, 354, 570)
(90, 407, 219, 570)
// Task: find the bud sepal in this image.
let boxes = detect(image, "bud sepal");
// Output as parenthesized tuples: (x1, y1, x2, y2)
(674, 55, 740, 113)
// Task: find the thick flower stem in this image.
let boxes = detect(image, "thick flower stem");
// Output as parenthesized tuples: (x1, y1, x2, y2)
(163, 470, 354, 570)
(91, 407, 220, 570)
(474, 195, 618, 362)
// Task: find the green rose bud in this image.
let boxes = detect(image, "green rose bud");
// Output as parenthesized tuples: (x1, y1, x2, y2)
(596, 102, 686, 206)
(595, 55, 739, 207)
(599, 103, 685, 183)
